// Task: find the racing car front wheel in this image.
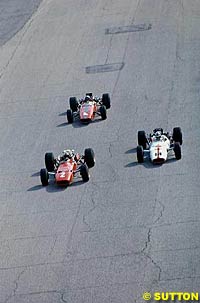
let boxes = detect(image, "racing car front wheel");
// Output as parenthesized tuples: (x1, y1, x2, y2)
(84, 148, 95, 168)
(40, 168, 49, 186)
(100, 105, 107, 120)
(174, 142, 181, 160)
(102, 93, 111, 109)
(137, 145, 144, 163)
(138, 131, 147, 149)
(67, 109, 74, 123)
(173, 127, 182, 145)
(80, 164, 89, 182)
(69, 97, 78, 112)
(45, 152, 55, 172)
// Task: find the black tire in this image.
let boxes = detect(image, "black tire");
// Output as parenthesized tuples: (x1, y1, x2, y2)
(45, 152, 55, 172)
(100, 105, 107, 120)
(80, 164, 89, 182)
(137, 145, 144, 163)
(40, 168, 49, 186)
(102, 93, 111, 109)
(84, 148, 95, 168)
(67, 109, 73, 123)
(174, 142, 181, 160)
(173, 127, 182, 145)
(138, 131, 147, 149)
(69, 97, 78, 112)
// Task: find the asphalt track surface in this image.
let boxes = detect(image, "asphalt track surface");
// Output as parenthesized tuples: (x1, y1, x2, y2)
(0, 0, 42, 47)
(0, 0, 199, 302)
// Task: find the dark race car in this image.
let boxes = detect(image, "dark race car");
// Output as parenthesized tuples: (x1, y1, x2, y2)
(66, 92, 111, 124)
(40, 148, 95, 187)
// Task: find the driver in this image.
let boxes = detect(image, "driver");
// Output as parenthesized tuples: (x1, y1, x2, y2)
(152, 130, 169, 142)
(79, 95, 92, 105)
(155, 131, 162, 140)
(150, 130, 162, 142)
(84, 95, 91, 102)
(56, 149, 75, 167)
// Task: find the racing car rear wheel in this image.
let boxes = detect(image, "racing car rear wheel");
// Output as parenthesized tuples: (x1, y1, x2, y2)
(173, 127, 182, 145)
(137, 145, 144, 163)
(45, 152, 55, 172)
(69, 97, 78, 112)
(100, 105, 107, 120)
(67, 109, 74, 123)
(174, 142, 181, 160)
(40, 168, 49, 186)
(138, 131, 147, 149)
(102, 93, 111, 109)
(84, 148, 95, 168)
(80, 164, 89, 182)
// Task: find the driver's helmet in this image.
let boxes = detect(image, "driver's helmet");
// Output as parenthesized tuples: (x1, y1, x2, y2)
(155, 131, 162, 140)
(63, 149, 74, 158)
(85, 95, 91, 102)
(153, 128, 163, 134)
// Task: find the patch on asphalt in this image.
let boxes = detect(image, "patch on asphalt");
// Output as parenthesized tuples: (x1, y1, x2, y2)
(86, 62, 125, 74)
(105, 23, 152, 35)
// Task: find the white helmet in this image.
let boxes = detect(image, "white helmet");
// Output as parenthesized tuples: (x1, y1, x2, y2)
(85, 95, 91, 102)
(63, 149, 73, 158)
(155, 131, 162, 139)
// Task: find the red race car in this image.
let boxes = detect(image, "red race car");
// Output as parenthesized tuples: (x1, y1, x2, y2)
(40, 148, 95, 187)
(66, 92, 111, 124)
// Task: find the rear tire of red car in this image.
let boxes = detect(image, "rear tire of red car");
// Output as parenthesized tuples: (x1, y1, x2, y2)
(67, 109, 73, 123)
(137, 145, 144, 163)
(80, 164, 89, 182)
(102, 93, 111, 109)
(84, 148, 95, 168)
(45, 152, 55, 172)
(173, 127, 182, 145)
(40, 168, 49, 186)
(100, 105, 107, 120)
(138, 131, 147, 149)
(69, 97, 78, 112)
(174, 142, 181, 160)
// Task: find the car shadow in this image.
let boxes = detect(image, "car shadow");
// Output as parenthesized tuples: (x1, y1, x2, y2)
(142, 161, 162, 169)
(57, 122, 69, 127)
(46, 185, 66, 193)
(70, 179, 87, 187)
(72, 121, 89, 128)
(59, 112, 67, 116)
(125, 148, 137, 154)
(31, 171, 40, 177)
(28, 178, 86, 193)
(125, 159, 164, 169)
(27, 185, 43, 191)
(124, 162, 138, 168)
(45, 179, 86, 192)
(71, 118, 103, 128)
(164, 157, 177, 164)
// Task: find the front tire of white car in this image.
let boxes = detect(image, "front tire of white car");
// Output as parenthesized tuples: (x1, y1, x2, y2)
(137, 145, 144, 163)
(174, 142, 181, 160)
(138, 131, 147, 149)
(173, 127, 182, 145)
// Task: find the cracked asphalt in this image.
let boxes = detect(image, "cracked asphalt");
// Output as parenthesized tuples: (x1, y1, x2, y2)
(0, 0, 200, 302)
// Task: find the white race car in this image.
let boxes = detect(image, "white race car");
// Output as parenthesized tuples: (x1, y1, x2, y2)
(137, 127, 182, 164)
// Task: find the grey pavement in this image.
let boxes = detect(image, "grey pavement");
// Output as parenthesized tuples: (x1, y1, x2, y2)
(0, 0, 42, 46)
